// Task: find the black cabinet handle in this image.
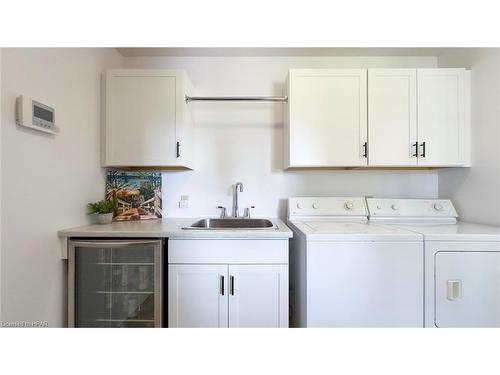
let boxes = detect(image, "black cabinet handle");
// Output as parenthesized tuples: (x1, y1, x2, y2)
(362, 142, 368, 158)
(230, 275, 235, 296)
(176, 141, 181, 158)
(420, 142, 426, 158)
(412, 142, 418, 157)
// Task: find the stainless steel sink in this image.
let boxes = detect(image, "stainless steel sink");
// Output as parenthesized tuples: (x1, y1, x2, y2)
(183, 218, 276, 230)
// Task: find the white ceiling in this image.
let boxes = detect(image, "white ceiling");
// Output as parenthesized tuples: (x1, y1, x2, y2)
(117, 47, 447, 57)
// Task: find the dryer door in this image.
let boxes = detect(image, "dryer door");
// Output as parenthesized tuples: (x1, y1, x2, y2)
(435, 251, 500, 327)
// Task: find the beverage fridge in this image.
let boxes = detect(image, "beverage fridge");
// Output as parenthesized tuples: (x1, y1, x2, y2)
(68, 239, 163, 327)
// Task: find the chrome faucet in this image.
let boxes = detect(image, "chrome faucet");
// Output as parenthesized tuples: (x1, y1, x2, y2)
(232, 182, 244, 218)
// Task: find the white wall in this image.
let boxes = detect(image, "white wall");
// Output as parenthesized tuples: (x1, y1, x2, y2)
(1, 48, 123, 326)
(438, 49, 500, 226)
(125, 56, 440, 218)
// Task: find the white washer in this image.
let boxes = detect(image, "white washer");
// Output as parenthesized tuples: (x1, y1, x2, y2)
(288, 197, 424, 327)
(367, 198, 500, 328)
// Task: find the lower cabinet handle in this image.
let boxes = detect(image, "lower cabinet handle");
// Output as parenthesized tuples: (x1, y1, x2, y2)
(420, 141, 426, 158)
(362, 142, 368, 158)
(220, 275, 225, 296)
(412, 142, 418, 157)
(230, 275, 235, 296)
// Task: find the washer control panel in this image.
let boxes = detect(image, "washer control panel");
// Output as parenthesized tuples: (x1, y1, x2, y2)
(367, 198, 457, 218)
(288, 197, 368, 217)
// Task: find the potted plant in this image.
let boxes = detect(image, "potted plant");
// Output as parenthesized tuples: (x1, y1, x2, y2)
(87, 199, 116, 224)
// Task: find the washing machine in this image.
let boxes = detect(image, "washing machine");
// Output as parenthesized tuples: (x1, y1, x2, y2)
(367, 198, 500, 328)
(287, 197, 424, 328)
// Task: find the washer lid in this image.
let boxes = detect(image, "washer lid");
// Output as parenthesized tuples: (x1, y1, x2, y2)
(288, 219, 422, 241)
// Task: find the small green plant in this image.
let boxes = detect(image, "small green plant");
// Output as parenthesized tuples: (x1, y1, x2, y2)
(87, 199, 116, 215)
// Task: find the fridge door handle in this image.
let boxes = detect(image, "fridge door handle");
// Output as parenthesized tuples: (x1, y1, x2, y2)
(69, 240, 160, 248)
(447, 280, 462, 301)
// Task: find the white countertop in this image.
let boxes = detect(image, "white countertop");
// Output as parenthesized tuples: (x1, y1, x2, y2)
(58, 217, 293, 239)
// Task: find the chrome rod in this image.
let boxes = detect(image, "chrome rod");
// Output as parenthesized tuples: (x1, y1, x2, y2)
(185, 95, 287, 102)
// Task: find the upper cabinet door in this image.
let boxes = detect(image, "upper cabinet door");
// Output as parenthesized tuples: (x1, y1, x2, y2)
(417, 68, 469, 167)
(103, 70, 193, 169)
(228, 265, 288, 328)
(285, 69, 368, 168)
(368, 69, 417, 166)
(168, 264, 228, 328)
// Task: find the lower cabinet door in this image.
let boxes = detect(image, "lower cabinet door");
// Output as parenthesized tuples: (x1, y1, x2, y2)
(168, 264, 228, 328)
(435, 251, 500, 327)
(228, 265, 288, 328)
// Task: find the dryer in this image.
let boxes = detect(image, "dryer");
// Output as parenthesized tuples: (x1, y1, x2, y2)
(288, 197, 424, 327)
(367, 198, 500, 328)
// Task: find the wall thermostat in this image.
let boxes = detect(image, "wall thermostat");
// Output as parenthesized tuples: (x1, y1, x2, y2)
(16, 95, 58, 135)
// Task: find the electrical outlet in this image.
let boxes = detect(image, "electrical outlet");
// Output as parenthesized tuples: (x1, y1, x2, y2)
(179, 195, 189, 209)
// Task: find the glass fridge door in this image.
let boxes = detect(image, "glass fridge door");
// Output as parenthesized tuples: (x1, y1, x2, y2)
(68, 240, 162, 328)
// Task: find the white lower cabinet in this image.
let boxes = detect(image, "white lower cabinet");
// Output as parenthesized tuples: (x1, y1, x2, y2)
(168, 264, 228, 328)
(168, 264, 288, 328)
(168, 239, 289, 328)
(228, 265, 288, 328)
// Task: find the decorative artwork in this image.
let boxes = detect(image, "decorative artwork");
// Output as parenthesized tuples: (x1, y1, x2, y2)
(106, 171, 162, 221)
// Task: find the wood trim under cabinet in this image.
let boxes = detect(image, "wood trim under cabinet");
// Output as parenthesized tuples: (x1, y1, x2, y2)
(284, 166, 442, 171)
(105, 166, 193, 172)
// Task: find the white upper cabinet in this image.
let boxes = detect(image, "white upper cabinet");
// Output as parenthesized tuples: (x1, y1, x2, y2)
(285, 69, 368, 168)
(103, 69, 193, 169)
(417, 68, 470, 167)
(368, 69, 418, 166)
(285, 68, 470, 169)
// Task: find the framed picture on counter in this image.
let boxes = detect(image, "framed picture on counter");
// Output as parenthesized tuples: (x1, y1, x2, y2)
(106, 171, 162, 221)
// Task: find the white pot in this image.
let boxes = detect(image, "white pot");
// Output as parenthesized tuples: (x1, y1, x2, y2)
(96, 213, 113, 224)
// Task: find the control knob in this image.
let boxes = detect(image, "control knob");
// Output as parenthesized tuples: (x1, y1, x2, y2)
(433, 203, 443, 211)
(344, 201, 354, 210)
(312, 203, 319, 209)
(391, 204, 398, 210)
(296, 203, 303, 209)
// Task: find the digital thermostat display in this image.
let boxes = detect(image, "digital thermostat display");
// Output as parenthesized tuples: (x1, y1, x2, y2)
(16, 95, 58, 135)
(33, 103, 54, 122)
